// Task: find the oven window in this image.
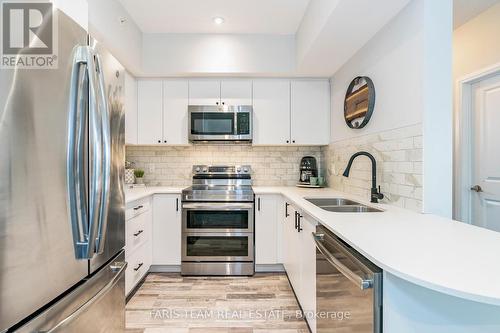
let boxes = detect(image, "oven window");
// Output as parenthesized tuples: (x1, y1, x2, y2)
(186, 211, 249, 229)
(186, 236, 249, 257)
(191, 113, 234, 135)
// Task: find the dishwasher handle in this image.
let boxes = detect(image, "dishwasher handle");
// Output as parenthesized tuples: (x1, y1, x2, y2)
(312, 232, 373, 290)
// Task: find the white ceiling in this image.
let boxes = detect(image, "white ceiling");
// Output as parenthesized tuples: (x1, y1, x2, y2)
(118, 0, 311, 34)
(453, 0, 500, 28)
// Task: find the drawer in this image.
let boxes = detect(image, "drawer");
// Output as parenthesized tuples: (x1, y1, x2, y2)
(126, 212, 149, 255)
(125, 243, 149, 296)
(126, 200, 150, 221)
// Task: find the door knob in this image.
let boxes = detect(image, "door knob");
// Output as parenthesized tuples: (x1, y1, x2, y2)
(470, 185, 483, 192)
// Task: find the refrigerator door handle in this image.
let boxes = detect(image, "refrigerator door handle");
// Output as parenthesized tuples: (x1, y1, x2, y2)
(67, 45, 99, 259)
(94, 53, 111, 254)
(38, 261, 127, 333)
(87, 46, 103, 257)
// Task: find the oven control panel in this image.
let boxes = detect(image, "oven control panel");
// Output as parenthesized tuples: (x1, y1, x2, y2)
(192, 165, 252, 175)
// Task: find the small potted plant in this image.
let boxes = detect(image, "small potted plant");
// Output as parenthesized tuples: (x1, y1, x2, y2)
(134, 169, 145, 184)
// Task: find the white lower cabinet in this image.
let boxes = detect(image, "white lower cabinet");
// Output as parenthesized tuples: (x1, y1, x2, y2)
(255, 194, 280, 265)
(125, 197, 152, 296)
(152, 194, 182, 265)
(283, 200, 317, 332)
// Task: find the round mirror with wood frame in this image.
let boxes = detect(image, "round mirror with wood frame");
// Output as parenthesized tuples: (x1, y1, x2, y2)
(344, 76, 375, 129)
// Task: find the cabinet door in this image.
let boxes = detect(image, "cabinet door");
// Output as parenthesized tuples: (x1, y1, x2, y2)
(253, 79, 290, 145)
(255, 195, 278, 265)
(163, 80, 188, 144)
(299, 215, 317, 332)
(188, 80, 221, 105)
(124, 72, 137, 145)
(284, 204, 301, 294)
(220, 79, 253, 105)
(291, 80, 330, 145)
(152, 194, 182, 265)
(138, 80, 163, 144)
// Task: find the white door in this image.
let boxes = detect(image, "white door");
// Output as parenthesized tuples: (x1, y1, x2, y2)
(471, 74, 500, 232)
(291, 80, 330, 145)
(220, 79, 253, 105)
(255, 195, 278, 265)
(253, 79, 291, 145)
(152, 194, 182, 265)
(124, 72, 137, 145)
(188, 80, 221, 105)
(137, 80, 163, 144)
(163, 80, 189, 144)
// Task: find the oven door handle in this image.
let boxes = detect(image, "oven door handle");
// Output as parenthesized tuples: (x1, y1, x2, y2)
(182, 203, 254, 210)
(312, 232, 373, 290)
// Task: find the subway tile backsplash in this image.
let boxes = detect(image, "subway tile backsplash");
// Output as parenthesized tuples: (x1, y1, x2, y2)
(127, 123, 422, 212)
(323, 123, 423, 212)
(126, 145, 323, 187)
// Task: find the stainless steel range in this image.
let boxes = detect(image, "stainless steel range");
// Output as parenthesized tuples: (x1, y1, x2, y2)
(181, 165, 255, 276)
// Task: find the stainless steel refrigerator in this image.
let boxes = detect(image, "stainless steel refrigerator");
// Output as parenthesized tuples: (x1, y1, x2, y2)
(0, 10, 126, 333)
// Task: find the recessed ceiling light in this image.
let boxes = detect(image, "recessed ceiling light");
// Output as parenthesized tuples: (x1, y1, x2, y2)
(213, 17, 225, 25)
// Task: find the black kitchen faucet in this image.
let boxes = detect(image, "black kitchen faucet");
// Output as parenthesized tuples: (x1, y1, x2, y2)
(342, 151, 384, 203)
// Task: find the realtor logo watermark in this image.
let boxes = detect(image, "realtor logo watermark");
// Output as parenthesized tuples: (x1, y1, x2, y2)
(1, 1, 58, 68)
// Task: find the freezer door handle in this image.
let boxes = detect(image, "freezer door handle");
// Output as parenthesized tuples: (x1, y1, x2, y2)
(38, 261, 127, 333)
(93, 52, 112, 254)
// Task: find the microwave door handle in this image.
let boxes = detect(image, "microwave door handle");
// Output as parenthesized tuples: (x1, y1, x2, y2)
(93, 53, 111, 254)
(67, 46, 90, 259)
(312, 232, 373, 290)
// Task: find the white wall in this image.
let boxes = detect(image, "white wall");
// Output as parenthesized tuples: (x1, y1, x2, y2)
(330, 0, 424, 143)
(453, 2, 500, 80)
(52, 0, 88, 30)
(453, 3, 500, 220)
(88, 0, 142, 75)
(329, 0, 453, 217)
(141, 33, 295, 76)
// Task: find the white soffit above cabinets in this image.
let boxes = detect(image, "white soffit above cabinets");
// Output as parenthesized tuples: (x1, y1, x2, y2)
(118, 0, 311, 34)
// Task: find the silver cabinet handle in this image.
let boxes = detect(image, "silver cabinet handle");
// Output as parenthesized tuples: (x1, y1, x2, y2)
(312, 232, 373, 290)
(133, 230, 144, 237)
(39, 261, 127, 333)
(470, 185, 483, 192)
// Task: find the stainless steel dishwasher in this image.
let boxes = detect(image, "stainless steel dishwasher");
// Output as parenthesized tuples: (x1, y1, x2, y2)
(313, 225, 382, 333)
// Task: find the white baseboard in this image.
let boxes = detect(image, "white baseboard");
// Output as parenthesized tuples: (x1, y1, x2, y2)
(149, 265, 181, 273)
(255, 264, 285, 272)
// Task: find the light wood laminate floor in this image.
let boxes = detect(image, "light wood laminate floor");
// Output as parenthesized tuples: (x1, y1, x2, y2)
(126, 273, 309, 333)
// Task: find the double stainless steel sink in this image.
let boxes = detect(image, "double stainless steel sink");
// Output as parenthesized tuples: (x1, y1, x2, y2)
(306, 198, 383, 213)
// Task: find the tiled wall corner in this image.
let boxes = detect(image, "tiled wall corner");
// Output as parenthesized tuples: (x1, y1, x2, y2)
(126, 145, 324, 187)
(323, 123, 423, 212)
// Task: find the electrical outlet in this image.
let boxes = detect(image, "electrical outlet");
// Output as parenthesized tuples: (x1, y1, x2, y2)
(148, 164, 155, 173)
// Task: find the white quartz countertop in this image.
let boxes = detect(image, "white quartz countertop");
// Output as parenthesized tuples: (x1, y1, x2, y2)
(125, 185, 500, 306)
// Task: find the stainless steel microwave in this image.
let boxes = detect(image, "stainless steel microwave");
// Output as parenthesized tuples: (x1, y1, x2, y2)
(188, 105, 253, 142)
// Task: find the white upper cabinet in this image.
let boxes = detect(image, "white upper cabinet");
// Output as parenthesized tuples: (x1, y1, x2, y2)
(253, 79, 290, 145)
(188, 80, 221, 105)
(124, 72, 138, 145)
(137, 80, 163, 144)
(291, 80, 330, 145)
(163, 80, 189, 144)
(220, 80, 253, 105)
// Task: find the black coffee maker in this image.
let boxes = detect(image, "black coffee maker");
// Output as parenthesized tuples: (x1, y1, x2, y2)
(299, 156, 318, 184)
